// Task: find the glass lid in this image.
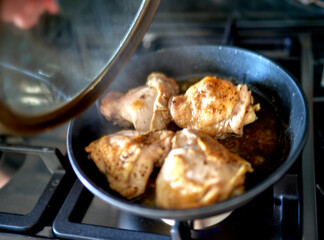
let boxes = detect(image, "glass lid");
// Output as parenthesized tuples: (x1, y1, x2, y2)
(0, 0, 160, 134)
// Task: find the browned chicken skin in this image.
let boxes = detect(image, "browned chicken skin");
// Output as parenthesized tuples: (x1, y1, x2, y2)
(156, 128, 254, 209)
(85, 129, 175, 199)
(100, 73, 179, 132)
(169, 76, 260, 138)
(86, 73, 260, 208)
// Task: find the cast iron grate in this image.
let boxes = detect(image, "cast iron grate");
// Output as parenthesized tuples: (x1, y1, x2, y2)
(0, 145, 73, 234)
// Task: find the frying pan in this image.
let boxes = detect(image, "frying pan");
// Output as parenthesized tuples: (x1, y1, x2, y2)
(66, 45, 308, 220)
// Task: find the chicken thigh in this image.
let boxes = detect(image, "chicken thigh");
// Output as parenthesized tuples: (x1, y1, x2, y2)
(169, 76, 260, 138)
(100, 73, 179, 132)
(85, 129, 175, 199)
(156, 128, 253, 209)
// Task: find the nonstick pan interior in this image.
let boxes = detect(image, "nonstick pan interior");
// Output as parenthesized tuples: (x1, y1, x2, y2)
(67, 45, 308, 220)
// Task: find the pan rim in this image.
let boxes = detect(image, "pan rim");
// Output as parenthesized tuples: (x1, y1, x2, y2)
(66, 44, 309, 220)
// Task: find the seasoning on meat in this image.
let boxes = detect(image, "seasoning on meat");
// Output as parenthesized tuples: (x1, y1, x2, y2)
(100, 72, 179, 132)
(87, 73, 262, 207)
(85, 129, 175, 199)
(156, 128, 254, 209)
(169, 76, 260, 138)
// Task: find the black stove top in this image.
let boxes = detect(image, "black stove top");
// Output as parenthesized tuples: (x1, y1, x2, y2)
(0, 0, 323, 239)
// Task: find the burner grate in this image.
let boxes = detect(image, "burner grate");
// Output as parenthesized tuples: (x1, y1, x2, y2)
(53, 180, 170, 240)
(0, 145, 73, 234)
(52, 170, 301, 240)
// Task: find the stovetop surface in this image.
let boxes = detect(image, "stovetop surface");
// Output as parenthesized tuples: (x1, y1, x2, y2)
(1, 0, 324, 239)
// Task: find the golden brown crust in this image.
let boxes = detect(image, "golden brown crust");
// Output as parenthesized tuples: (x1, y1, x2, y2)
(156, 129, 253, 209)
(169, 76, 258, 138)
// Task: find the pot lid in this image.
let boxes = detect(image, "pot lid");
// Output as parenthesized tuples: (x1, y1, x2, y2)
(0, 0, 161, 134)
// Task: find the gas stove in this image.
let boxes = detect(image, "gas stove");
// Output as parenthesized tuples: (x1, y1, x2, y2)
(0, 0, 323, 239)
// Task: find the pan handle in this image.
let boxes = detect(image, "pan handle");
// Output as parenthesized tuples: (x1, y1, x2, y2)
(170, 221, 192, 240)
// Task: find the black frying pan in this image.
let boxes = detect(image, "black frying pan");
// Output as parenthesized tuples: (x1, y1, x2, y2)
(67, 45, 308, 220)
